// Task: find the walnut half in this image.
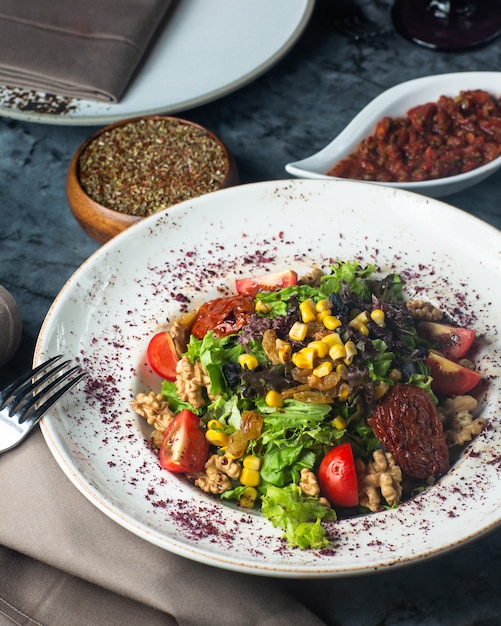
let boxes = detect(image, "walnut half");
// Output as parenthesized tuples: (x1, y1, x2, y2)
(299, 468, 320, 496)
(406, 300, 443, 321)
(175, 356, 214, 409)
(189, 454, 242, 495)
(299, 468, 331, 508)
(131, 391, 175, 443)
(438, 395, 485, 446)
(356, 450, 403, 512)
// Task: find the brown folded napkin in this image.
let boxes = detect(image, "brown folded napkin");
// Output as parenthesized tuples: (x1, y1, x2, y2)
(0, 0, 172, 102)
(0, 428, 326, 626)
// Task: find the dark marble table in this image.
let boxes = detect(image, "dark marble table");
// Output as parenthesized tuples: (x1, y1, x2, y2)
(1, 1, 500, 623)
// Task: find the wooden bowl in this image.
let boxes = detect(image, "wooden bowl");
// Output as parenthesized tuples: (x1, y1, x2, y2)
(66, 116, 239, 245)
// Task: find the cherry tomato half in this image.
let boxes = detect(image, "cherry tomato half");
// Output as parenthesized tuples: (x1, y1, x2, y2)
(159, 410, 209, 473)
(425, 350, 481, 396)
(147, 331, 179, 381)
(318, 442, 359, 508)
(235, 270, 298, 297)
(417, 321, 476, 361)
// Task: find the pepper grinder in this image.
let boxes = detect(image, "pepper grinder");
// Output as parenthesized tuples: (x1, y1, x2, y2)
(0, 285, 22, 367)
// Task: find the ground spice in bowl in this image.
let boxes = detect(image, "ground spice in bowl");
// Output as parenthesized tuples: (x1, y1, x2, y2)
(77, 117, 236, 217)
(67, 115, 238, 244)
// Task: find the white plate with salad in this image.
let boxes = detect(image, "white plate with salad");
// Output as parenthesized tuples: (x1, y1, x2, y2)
(35, 179, 501, 577)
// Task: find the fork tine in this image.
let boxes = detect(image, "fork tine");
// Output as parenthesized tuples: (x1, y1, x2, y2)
(0, 357, 87, 454)
(12, 361, 82, 422)
(21, 370, 88, 426)
(0, 355, 63, 408)
(4, 358, 75, 416)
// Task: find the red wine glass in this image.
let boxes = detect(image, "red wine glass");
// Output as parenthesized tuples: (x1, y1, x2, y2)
(391, 0, 501, 51)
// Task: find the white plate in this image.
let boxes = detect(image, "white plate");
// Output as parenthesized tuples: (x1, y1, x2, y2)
(286, 72, 501, 198)
(0, 0, 314, 126)
(35, 179, 501, 577)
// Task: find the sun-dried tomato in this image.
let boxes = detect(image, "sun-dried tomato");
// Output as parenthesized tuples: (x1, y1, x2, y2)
(191, 294, 255, 339)
(368, 384, 448, 480)
(328, 89, 501, 183)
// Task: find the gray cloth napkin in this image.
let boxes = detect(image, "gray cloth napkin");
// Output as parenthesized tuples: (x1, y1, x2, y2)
(0, 428, 326, 626)
(0, 0, 172, 102)
(0, 546, 177, 626)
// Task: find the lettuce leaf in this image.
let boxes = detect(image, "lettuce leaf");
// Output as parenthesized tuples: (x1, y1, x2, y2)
(186, 332, 243, 397)
(256, 398, 339, 487)
(161, 380, 201, 415)
(261, 484, 336, 549)
(320, 260, 377, 301)
(206, 395, 243, 431)
(255, 284, 321, 317)
(256, 398, 333, 445)
(369, 271, 404, 304)
(260, 444, 316, 487)
(365, 339, 394, 380)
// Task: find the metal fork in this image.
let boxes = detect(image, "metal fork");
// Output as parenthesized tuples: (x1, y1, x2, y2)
(0, 355, 86, 453)
(327, 0, 387, 40)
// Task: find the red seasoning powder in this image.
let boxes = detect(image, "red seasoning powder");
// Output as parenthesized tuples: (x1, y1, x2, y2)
(328, 89, 501, 183)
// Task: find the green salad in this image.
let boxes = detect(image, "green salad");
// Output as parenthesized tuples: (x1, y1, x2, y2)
(132, 260, 484, 549)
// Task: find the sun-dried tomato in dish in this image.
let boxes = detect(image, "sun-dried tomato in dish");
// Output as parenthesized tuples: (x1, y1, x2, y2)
(368, 384, 449, 480)
(191, 294, 255, 339)
(329, 89, 501, 183)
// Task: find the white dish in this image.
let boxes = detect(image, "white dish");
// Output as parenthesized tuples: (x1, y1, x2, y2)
(35, 179, 501, 577)
(285, 72, 501, 198)
(0, 0, 314, 126)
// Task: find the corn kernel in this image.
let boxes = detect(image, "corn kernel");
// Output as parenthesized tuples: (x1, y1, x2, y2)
(321, 333, 343, 348)
(289, 321, 308, 342)
(352, 321, 369, 336)
(351, 309, 370, 323)
(323, 315, 342, 331)
(344, 340, 357, 365)
(370, 308, 385, 326)
(255, 300, 272, 314)
(308, 340, 329, 359)
(338, 383, 350, 401)
(240, 486, 258, 508)
(243, 455, 262, 470)
(329, 344, 346, 361)
(315, 299, 332, 313)
(206, 429, 229, 447)
(265, 389, 283, 408)
(238, 354, 259, 370)
(314, 311, 328, 324)
(207, 419, 224, 431)
(291, 347, 316, 369)
(332, 415, 347, 430)
(349, 311, 370, 335)
(240, 467, 260, 487)
(299, 299, 317, 323)
(312, 361, 333, 378)
(389, 368, 403, 382)
(374, 381, 390, 400)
